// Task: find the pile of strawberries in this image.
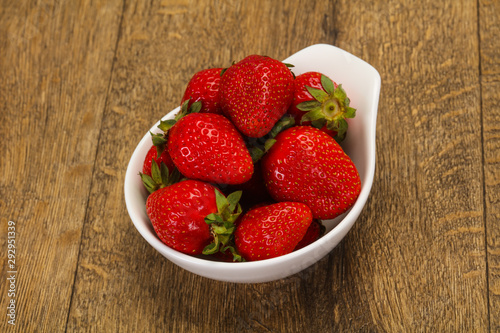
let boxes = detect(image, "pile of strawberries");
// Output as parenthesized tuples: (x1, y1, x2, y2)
(139, 55, 360, 262)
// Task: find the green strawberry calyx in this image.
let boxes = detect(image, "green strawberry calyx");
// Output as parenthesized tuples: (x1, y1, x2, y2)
(139, 161, 181, 194)
(247, 115, 295, 162)
(151, 99, 202, 157)
(296, 75, 356, 142)
(203, 189, 244, 262)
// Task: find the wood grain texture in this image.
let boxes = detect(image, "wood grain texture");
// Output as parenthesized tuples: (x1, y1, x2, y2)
(0, 0, 498, 332)
(332, 0, 489, 330)
(480, 0, 500, 331)
(0, 0, 122, 331)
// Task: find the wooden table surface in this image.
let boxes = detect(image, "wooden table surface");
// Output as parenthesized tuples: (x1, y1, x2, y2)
(1, 0, 499, 332)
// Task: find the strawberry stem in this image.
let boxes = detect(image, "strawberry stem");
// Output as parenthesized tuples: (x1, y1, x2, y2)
(202, 189, 244, 261)
(297, 78, 356, 143)
(139, 161, 181, 194)
(322, 97, 342, 119)
(246, 115, 295, 163)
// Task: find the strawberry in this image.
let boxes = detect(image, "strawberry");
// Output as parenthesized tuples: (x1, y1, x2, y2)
(288, 71, 356, 142)
(180, 68, 223, 114)
(262, 126, 361, 220)
(146, 179, 243, 259)
(219, 55, 294, 138)
(167, 112, 254, 185)
(141, 144, 175, 177)
(234, 202, 312, 261)
(294, 219, 325, 250)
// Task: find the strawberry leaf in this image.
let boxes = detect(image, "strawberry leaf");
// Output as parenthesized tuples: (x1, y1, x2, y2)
(327, 118, 348, 139)
(296, 100, 321, 112)
(321, 74, 335, 95)
(172, 99, 191, 123)
(203, 242, 220, 255)
(334, 132, 346, 143)
(150, 131, 167, 144)
(139, 173, 157, 194)
(203, 189, 244, 260)
(158, 119, 176, 132)
(227, 191, 242, 212)
(204, 213, 218, 224)
(231, 204, 242, 224)
(159, 99, 202, 135)
(179, 99, 189, 116)
(306, 86, 328, 102)
(141, 161, 180, 194)
(189, 100, 202, 113)
(245, 115, 295, 163)
(160, 162, 170, 186)
(150, 132, 167, 156)
(311, 118, 327, 130)
(150, 159, 162, 184)
(221, 245, 244, 262)
(211, 224, 231, 235)
(333, 84, 347, 101)
(169, 167, 182, 184)
(345, 106, 356, 118)
(302, 109, 325, 122)
(215, 189, 229, 213)
(250, 147, 265, 163)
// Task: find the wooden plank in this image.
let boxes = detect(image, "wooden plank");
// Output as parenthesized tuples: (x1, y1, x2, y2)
(0, 0, 123, 331)
(321, 0, 490, 330)
(0, 0, 483, 331)
(479, 0, 500, 331)
(65, 0, 492, 331)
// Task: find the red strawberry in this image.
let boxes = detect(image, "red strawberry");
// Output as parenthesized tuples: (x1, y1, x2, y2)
(234, 202, 312, 261)
(294, 219, 325, 250)
(142, 144, 175, 177)
(146, 179, 243, 258)
(219, 55, 294, 138)
(288, 71, 356, 142)
(167, 112, 254, 185)
(262, 126, 361, 220)
(180, 68, 223, 114)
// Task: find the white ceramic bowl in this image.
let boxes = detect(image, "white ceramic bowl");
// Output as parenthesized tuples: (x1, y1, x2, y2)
(124, 44, 381, 283)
